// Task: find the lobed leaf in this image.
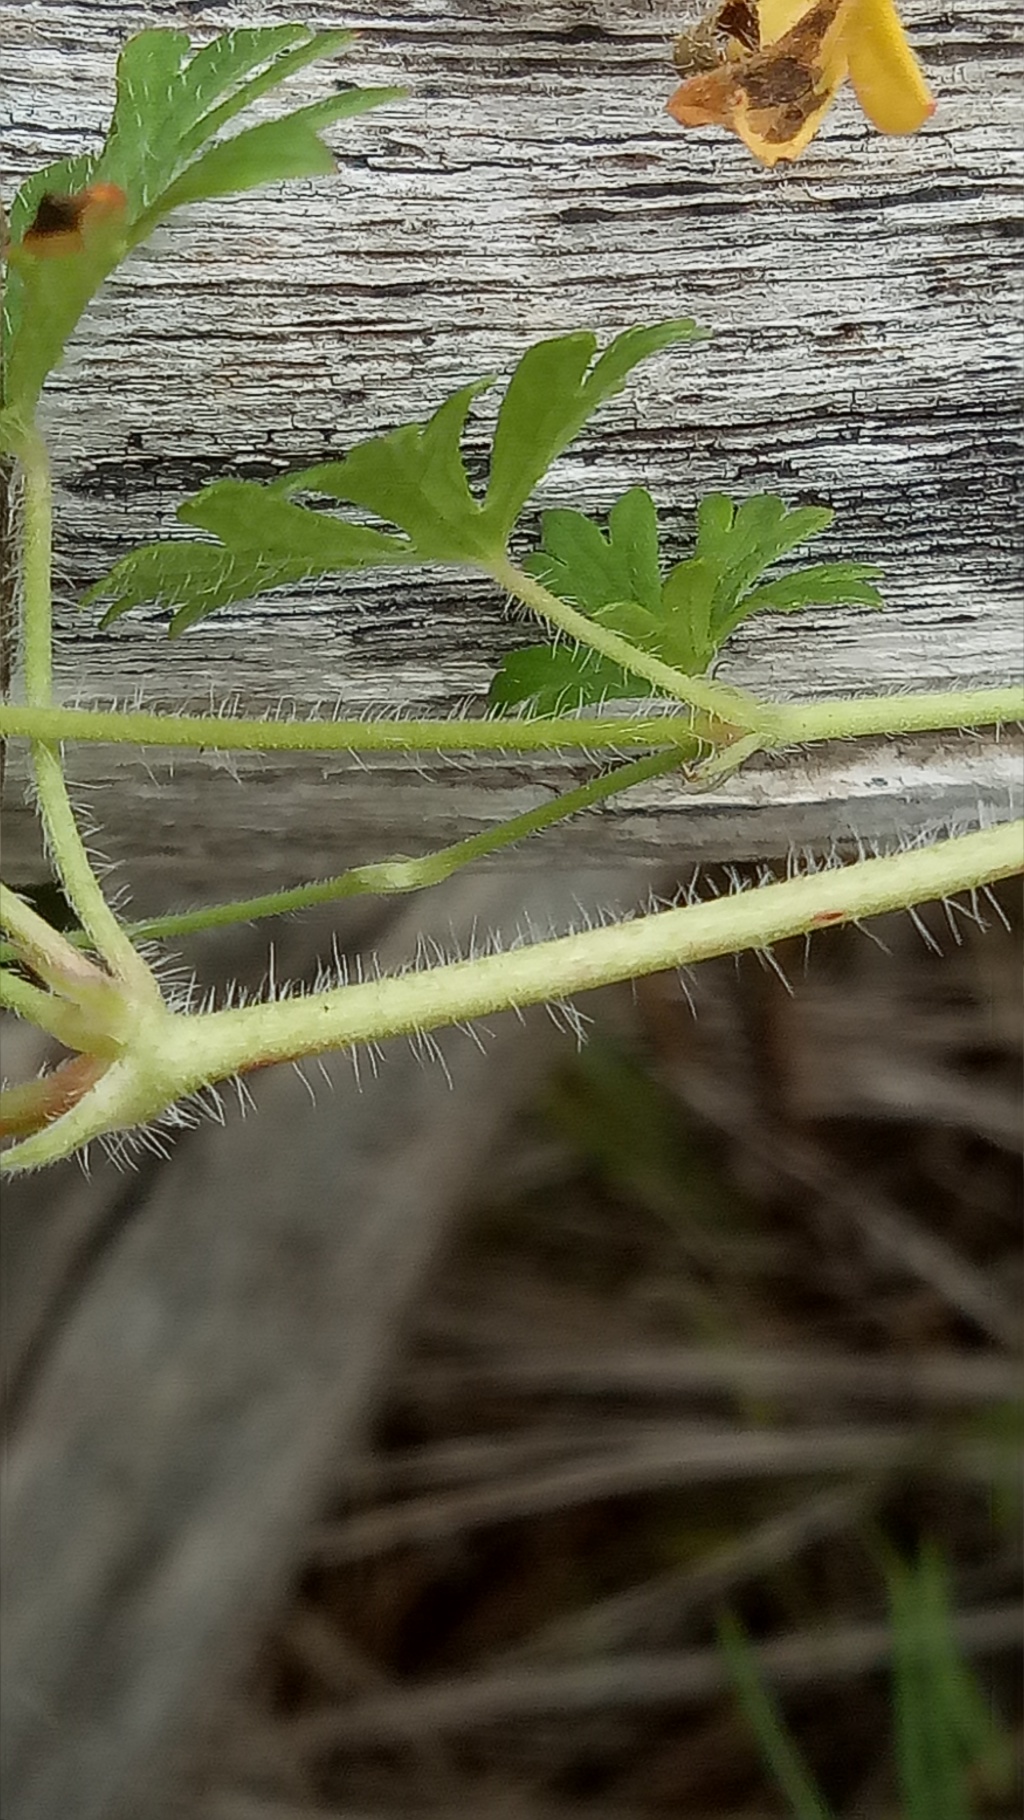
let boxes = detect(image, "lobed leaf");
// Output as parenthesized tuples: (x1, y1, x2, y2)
(88, 478, 412, 634)
(481, 321, 706, 545)
(487, 642, 638, 717)
(1, 26, 401, 424)
(93, 326, 705, 625)
(276, 379, 498, 562)
(491, 488, 884, 713)
(154, 89, 397, 215)
(85, 540, 314, 637)
(177, 478, 412, 566)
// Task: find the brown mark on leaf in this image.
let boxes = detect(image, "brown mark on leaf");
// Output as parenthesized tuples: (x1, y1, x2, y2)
(19, 183, 127, 259)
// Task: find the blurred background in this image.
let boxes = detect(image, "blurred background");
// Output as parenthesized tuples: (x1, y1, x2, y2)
(4, 864, 1020, 1820)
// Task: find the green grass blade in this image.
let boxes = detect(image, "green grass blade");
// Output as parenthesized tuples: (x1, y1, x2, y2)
(718, 1612, 837, 1820)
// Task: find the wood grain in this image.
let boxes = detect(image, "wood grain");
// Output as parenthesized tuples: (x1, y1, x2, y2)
(2, 0, 1021, 898)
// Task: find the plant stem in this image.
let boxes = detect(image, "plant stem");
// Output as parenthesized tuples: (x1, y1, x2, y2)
(104, 749, 692, 944)
(188, 820, 1024, 1078)
(7, 820, 1017, 1172)
(0, 879, 112, 996)
(493, 554, 762, 725)
(4, 684, 1018, 757)
(17, 429, 158, 996)
(0, 702, 705, 752)
(0, 968, 101, 1050)
(767, 689, 1024, 744)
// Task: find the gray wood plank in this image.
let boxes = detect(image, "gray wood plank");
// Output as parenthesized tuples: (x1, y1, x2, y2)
(1, 0, 1021, 899)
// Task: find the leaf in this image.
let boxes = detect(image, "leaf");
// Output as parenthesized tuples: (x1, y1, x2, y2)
(2, 27, 401, 422)
(155, 89, 398, 215)
(2, 192, 130, 441)
(177, 479, 412, 565)
(491, 488, 884, 712)
(84, 539, 314, 637)
(487, 642, 638, 716)
(104, 328, 702, 624)
(87, 479, 411, 634)
(733, 560, 883, 624)
(276, 378, 498, 562)
(481, 321, 706, 545)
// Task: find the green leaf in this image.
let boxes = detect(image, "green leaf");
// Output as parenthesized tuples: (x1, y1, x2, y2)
(2, 202, 131, 441)
(659, 555, 721, 675)
(87, 478, 411, 634)
(732, 562, 883, 625)
(178, 478, 411, 566)
(84, 539, 314, 636)
(96, 328, 703, 629)
(276, 378, 498, 562)
(2, 26, 400, 422)
(481, 320, 706, 544)
(492, 489, 885, 713)
(608, 486, 663, 614)
(487, 642, 638, 716)
(99, 30, 195, 213)
(523, 489, 662, 617)
(155, 89, 398, 215)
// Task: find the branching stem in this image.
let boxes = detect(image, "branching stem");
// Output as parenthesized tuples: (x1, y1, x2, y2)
(1, 685, 1019, 756)
(16, 431, 158, 998)
(4, 819, 1021, 1173)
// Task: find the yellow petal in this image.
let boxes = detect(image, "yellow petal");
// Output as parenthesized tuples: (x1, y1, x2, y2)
(845, 0, 935, 133)
(757, 0, 817, 44)
(668, 0, 851, 167)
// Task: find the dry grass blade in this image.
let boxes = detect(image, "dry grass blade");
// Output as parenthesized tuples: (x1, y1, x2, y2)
(502, 1483, 873, 1661)
(309, 1427, 948, 1563)
(281, 1604, 1022, 1749)
(410, 1347, 1023, 1410)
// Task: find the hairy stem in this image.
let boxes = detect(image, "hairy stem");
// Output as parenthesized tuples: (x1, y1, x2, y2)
(107, 749, 692, 944)
(0, 968, 102, 1050)
(492, 554, 762, 726)
(5, 819, 1020, 1172)
(767, 689, 1024, 744)
(183, 821, 1024, 1077)
(17, 430, 158, 996)
(0, 702, 706, 752)
(3, 690, 1016, 761)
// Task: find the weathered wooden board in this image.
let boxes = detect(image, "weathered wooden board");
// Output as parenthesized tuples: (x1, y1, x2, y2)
(2, 0, 1022, 906)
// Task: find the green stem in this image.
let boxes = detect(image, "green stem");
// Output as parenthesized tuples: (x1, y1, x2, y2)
(0, 968, 101, 1050)
(0, 878, 112, 996)
(0, 702, 702, 753)
(17, 430, 158, 997)
(767, 689, 1024, 744)
(4, 684, 1017, 758)
(493, 554, 763, 726)
(185, 820, 1024, 1077)
(108, 749, 692, 944)
(5, 819, 1019, 1172)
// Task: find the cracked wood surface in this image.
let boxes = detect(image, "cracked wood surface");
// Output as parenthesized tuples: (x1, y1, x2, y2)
(2, 0, 1021, 907)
